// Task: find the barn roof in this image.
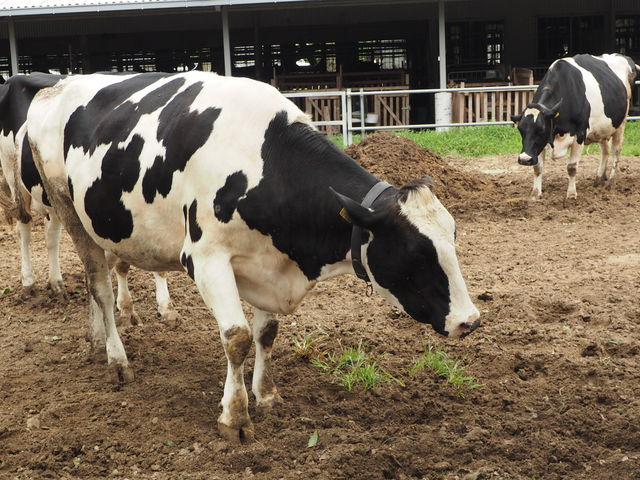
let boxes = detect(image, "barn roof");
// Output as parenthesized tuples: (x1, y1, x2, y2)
(0, 0, 325, 16)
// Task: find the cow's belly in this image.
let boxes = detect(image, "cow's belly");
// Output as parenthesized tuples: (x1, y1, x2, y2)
(78, 202, 185, 271)
(232, 250, 316, 314)
(586, 117, 618, 143)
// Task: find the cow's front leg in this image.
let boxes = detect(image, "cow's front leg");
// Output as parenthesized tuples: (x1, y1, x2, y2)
(188, 253, 254, 443)
(594, 139, 610, 187)
(565, 142, 584, 202)
(530, 152, 544, 200)
(252, 309, 282, 416)
(44, 212, 64, 294)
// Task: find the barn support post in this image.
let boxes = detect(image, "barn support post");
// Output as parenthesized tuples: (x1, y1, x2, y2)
(346, 88, 354, 146)
(435, 0, 451, 132)
(222, 6, 232, 76)
(340, 90, 349, 146)
(8, 18, 19, 76)
(253, 14, 263, 82)
(359, 89, 366, 138)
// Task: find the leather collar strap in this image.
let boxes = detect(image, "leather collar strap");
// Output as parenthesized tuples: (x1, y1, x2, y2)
(351, 181, 393, 282)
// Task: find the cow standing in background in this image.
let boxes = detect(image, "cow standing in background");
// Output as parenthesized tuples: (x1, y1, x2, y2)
(512, 53, 638, 200)
(24, 72, 480, 443)
(0, 73, 176, 325)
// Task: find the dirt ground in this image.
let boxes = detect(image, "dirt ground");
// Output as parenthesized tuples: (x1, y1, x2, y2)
(1, 133, 640, 480)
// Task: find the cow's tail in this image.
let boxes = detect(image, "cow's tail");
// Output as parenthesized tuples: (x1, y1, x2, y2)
(4, 123, 32, 224)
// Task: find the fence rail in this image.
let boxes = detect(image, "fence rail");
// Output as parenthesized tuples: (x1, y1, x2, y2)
(284, 81, 640, 146)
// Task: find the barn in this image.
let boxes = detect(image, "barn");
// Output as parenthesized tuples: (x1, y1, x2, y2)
(0, 0, 639, 124)
(1, 3, 640, 479)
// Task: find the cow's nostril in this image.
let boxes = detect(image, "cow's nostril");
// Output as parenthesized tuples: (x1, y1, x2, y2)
(458, 318, 481, 338)
(518, 156, 538, 166)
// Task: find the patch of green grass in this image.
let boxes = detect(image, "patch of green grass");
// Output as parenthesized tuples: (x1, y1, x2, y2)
(312, 340, 402, 392)
(411, 344, 483, 396)
(334, 120, 640, 158)
(292, 331, 321, 360)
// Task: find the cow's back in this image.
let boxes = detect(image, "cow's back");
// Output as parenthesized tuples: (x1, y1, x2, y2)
(28, 72, 309, 270)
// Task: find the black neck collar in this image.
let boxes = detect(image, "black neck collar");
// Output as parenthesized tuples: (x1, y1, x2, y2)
(350, 181, 393, 282)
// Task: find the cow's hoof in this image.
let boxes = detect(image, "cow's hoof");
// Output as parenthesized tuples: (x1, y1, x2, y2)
(218, 420, 255, 445)
(255, 393, 283, 418)
(48, 280, 65, 295)
(528, 192, 542, 201)
(605, 179, 616, 190)
(110, 363, 135, 384)
(21, 284, 37, 298)
(160, 309, 181, 329)
(593, 176, 606, 187)
(562, 196, 578, 208)
(116, 309, 141, 327)
(87, 345, 107, 364)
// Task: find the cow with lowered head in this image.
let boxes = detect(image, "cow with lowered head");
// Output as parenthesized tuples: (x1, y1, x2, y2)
(512, 53, 638, 200)
(24, 72, 480, 443)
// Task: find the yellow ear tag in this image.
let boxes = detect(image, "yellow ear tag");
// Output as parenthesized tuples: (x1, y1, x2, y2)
(339, 207, 351, 222)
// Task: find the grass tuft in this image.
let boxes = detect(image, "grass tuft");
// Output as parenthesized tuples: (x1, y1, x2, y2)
(411, 344, 483, 396)
(292, 331, 321, 360)
(313, 340, 402, 392)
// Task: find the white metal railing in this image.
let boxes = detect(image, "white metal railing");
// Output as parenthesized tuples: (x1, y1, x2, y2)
(285, 81, 640, 146)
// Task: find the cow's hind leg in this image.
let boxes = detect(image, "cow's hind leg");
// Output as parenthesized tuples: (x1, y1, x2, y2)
(44, 211, 64, 294)
(187, 252, 254, 444)
(109, 255, 141, 327)
(37, 177, 132, 383)
(17, 219, 36, 295)
(252, 309, 282, 416)
(153, 272, 179, 326)
(606, 127, 625, 190)
(594, 139, 610, 187)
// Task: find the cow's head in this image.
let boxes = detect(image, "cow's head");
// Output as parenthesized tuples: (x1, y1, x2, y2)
(512, 99, 562, 166)
(333, 178, 480, 338)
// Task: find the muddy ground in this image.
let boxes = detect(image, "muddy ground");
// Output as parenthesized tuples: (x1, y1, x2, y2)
(1, 133, 639, 480)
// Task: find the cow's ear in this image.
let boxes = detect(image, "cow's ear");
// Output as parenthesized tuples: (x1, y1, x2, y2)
(330, 187, 384, 230)
(421, 175, 435, 191)
(511, 114, 522, 124)
(547, 98, 563, 118)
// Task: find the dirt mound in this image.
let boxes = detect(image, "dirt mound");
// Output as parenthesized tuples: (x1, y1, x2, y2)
(344, 132, 497, 206)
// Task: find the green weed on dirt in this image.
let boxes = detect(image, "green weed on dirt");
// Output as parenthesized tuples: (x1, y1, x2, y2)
(312, 340, 402, 392)
(411, 344, 483, 397)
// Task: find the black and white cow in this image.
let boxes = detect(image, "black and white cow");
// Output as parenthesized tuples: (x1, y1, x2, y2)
(0, 73, 175, 324)
(512, 53, 638, 199)
(24, 72, 480, 443)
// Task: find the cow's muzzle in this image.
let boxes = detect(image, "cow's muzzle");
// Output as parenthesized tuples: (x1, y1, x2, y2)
(518, 155, 538, 166)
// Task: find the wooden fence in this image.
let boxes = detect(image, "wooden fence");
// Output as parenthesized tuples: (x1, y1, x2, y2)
(452, 81, 535, 123)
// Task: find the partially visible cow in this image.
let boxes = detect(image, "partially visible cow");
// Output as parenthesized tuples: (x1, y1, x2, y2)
(24, 72, 480, 443)
(0, 73, 175, 325)
(512, 53, 638, 200)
